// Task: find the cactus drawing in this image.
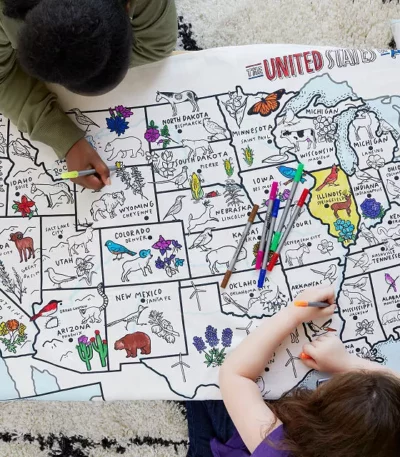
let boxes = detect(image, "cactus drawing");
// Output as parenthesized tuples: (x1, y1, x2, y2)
(76, 335, 93, 371)
(91, 330, 108, 367)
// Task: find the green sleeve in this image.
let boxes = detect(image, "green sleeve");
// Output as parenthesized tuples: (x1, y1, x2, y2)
(0, 17, 84, 159)
(130, 0, 178, 67)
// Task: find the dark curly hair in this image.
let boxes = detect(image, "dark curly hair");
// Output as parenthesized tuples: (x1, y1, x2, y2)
(3, 0, 132, 94)
(267, 371, 400, 457)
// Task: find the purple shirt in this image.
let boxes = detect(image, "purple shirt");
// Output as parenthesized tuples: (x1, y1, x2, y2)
(210, 425, 292, 457)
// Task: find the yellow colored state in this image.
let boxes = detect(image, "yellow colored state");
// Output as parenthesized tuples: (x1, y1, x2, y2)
(309, 166, 359, 245)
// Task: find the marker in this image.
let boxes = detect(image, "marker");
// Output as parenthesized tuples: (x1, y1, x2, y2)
(268, 188, 309, 273)
(300, 352, 313, 360)
(257, 198, 280, 288)
(255, 182, 278, 270)
(61, 162, 122, 180)
(271, 163, 304, 252)
(221, 204, 259, 289)
(294, 301, 331, 308)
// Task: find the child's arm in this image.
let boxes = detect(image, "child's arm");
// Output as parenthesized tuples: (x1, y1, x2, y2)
(302, 333, 400, 379)
(219, 286, 336, 453)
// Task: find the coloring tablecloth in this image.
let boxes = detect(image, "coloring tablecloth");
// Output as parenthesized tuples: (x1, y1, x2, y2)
(0, 44, 400, 401)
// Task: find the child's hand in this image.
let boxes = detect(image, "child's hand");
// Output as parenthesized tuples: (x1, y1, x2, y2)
(301, 333, 357, 373)
(66, 139, 110, 190)
(291, 286, 336, 325)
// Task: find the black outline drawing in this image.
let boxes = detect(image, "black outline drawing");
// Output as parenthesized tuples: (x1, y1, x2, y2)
(290, 328, 299, 344)
(359, 223, 379, 246)
(181, 139, 213, 160)
(223, 179, 244, 207)
(0, 263, 26, 303)
(285, 243, 310, 267)
(44, 268, 76, 288)
(60, 351, 73, 362)
(75, 294, 95, 303)
(307, 319, 334, 338)
(67, 224, 94, 257)
(121, 251, 153, 281)
(203, 116, 229, 140)
(8, 138, 35, 161)
(148, 310, 180, 343)
(382, 309, 400, 325)
(353, 166, 380, 184)
(189, 228, 213, 251)
(248, 285, 288, 314)
(154, 166, 189, 189)
(69, 108, 99, 131)
(187, 200, 219, 234)
(156, 90, 199, 116)
(347, 253, 371, 272)
(13, 167, 35, 177)
(79, 283, 108, 324)
(285, 349, 300, 378)
(310, 264, 337, 284)
(236, 321, 253, 335)
(221, 292, 249, 314)
(206, 245, 247, 274)
(107, 305, 148, 330)
(352, 110, 374, 140)
(30, 182, 74, 208)
(163, 195, 185, 220)
(42, 338, 62, 348)
(116, 165, 148, 200)
(387, 179, 400, 198)
(105, 136, 144, 160)
(188, 281, 206, 311)
(344, 277, 368, 291)
(342, 289, 372, 305)
(171, 353, 190, 383)
(90, 191, 126, 221)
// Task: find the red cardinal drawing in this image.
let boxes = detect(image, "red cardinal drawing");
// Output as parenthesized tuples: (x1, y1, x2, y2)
(30, 300, 62, 321)
(316, 165, 339, 191)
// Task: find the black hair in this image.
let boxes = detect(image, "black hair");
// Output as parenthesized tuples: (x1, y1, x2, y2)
(3, 0, 132, 94)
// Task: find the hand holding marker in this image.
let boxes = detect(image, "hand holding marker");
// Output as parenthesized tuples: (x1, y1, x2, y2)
(255, 181, 278, 270)
(221, 204, 259, 289)
(257, 198, 280, 288)
(270, 163, 304, 252)
(61, 162, 122, 180)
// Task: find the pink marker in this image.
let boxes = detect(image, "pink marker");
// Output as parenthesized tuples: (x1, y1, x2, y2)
(255, 182, 278, 270)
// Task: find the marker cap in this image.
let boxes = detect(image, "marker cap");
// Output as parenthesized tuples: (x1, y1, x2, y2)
(269, 182, 278, 200)
(267, 253, 279, 272)
(258, 269, 267, 288)
(294, 163, 305, 183)
(272, 198, 280, 217)
(270, 232, 281, 252)
(255, 251, 264, 270)
(297, 188, 310, 206)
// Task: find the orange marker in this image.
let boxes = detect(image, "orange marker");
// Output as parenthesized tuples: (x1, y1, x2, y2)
(294, 301, 331, 308)
(300, 352, 313, 360)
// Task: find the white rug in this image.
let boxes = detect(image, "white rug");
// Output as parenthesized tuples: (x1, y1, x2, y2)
(2, 1, 400, 456)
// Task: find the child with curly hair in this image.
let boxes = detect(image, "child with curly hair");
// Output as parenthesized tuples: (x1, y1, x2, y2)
(186, 286, 400, 457)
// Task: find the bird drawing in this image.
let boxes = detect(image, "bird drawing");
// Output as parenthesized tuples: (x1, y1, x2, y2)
(307, 319, 335, 337)
(69, 108, 100, 131)
(9, 139, 35, 161)
(387, 179, 400, 198)
(278, 166, 307, 185)
(105, 240, 136, 260)
(203, 117, 229, 140)
(44, 268, 77, 288)
(107, 305, 148, 330)
(385, 273, 399, 293)
(310, 264, 337, 284)
(189, 228, 213, 251)
(344, 276, 368, 291)
(156, 166, 189, 189)
(353, 166, 380, 184)
(163, 196, 185, 220)
(30, 300, 62, 321)
(316, 165, 339, 191)
(347, 253, 370, 272)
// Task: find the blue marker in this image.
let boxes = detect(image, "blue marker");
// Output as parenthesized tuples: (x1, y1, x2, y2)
(258, 198, 280, 289)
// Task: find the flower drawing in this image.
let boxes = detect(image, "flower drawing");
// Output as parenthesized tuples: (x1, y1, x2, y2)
(144, 120, 178, 148)
(106, 106, 132, 136)
(145, 126, 161, 143)
(357, 347, 385, 364)
(12, 195, 37, 218)
(78, 335, 90, 346)
(106, 116, 129, 136)
(355, 319, 374, 337)
(334, 219, 356, 242)
(278, 189, 291, 202)
(152, 235, 172, 256)
(360, 198, 384, 219)
(222, 89, 248, 128)
(175, 258, 184, 267)
(193, 326, 233, 368)
(153, 235, 185, 277)
(317, 239, 334, 255)
(313, 116, 337, 143)
(75, 255, 95, 285)
(366, 154, 385, 170)
(0, 319, 28, 354)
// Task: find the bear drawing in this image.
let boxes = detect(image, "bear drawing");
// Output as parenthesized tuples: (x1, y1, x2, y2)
(114, 332, 151, 358)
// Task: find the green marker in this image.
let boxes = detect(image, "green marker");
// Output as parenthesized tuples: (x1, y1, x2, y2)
(271, 163, 304, 251)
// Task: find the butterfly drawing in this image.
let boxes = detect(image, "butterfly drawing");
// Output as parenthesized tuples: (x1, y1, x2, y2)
(247, 89, 286, 117)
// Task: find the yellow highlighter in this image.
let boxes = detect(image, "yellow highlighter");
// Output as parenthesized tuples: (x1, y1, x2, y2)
(61, 162, 122, 180)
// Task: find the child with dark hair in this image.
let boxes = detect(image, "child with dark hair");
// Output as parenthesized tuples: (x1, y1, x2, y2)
(186, 286, 400, 457)
(0, 0, 177, 189)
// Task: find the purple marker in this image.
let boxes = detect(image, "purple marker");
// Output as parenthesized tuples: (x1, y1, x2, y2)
(255, 182, 278, 270)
